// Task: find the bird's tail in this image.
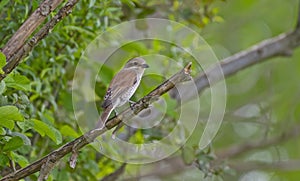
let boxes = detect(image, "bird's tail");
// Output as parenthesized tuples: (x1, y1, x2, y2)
(96, 105, 113, 129)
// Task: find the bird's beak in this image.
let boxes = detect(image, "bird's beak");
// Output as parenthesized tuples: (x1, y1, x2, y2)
(142, 64, 149, 68)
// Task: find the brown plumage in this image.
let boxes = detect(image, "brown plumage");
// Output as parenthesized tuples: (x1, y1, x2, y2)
(96, 57, 149, 128)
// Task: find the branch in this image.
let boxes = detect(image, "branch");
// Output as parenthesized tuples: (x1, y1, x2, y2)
(213, 124, 300, 165)
(1, 0, 64, 61)
(132, 159, 300, 179)
(229, 160, 300, 172)
(0, 0, 80, 81)
(0, 63, 192, 181)
(172, 29, 300, 101)
(122, 157, 188, 181)
(123, 123, 300, 180)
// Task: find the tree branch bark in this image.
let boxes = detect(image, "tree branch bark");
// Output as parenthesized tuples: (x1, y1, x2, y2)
(0, 63, 192, 181)
(229, 160, 300, 172)
(173, 29, 300, 101)
(0, 0, 80, 81)
(215, 124, 300, 162)
(1, 0, 64, 61)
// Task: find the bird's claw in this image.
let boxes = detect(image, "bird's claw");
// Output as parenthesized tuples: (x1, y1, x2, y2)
(129, 100, 136, 110)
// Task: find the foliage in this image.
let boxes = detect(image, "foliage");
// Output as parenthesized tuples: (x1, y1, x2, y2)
(0, 0, 299, 180)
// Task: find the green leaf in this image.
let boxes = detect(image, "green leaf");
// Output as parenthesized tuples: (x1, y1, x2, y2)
(0, 127, 6, 135)
(0, 51, 6, 74)
(64, 25, 96, 37)
(40, 68, 52, 78)
(182, 146, 195, 165)
(11, 152, 29, 167)
(0, 0, 10, 9)
(32, 119, 62, 144)
(5, 73, 31, 91)
(10, 132, 31, 146)
(89, 0, 96, 8)
(0, 106, 24, 129)
(3, 136, 24, 151)
(0, 154, 9, 166)
(60, 125, 79, 137)
(17, 120, 34, 132)
(0, 81, 6, 94)
(0, 120, 14, 130)
(32, 119, 46, 137)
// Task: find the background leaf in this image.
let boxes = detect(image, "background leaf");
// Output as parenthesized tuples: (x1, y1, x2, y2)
(32, 119, 62, 144)
(0, 154, 9, 166)
(0, 51, 6, 74)
(60, 125, 80, 138)
(11, 152, 29, 167)
(0, 105, 23, 129)
(4, 73, 31, 91)
(3, 136, 24, 151)
(0, 81, 6, 94)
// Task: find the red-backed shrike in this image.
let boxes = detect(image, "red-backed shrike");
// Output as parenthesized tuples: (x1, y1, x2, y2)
(96, 57, 149, 128)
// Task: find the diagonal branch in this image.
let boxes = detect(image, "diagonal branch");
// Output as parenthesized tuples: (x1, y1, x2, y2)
(173, 29, 300, 101)
(1, 0, 64, 61)
(0, 0, 80, 81)
(215, 124, 300, 161)
(229, 160, 300, 172)
(0, 63, 192, 181)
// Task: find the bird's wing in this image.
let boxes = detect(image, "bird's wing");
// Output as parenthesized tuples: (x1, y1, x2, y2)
(101, 69, 137, 108)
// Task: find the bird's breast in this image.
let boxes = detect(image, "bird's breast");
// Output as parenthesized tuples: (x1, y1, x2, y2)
(116, 76, 141, 107)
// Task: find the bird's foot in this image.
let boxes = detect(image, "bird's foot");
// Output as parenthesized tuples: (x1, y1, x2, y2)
(129, 100, 136, 110)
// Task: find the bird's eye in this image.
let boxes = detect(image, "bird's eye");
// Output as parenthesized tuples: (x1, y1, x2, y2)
(133, 62, 138, 65)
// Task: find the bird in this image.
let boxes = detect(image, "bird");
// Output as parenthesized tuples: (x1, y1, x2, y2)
(96, 57, 149, 129)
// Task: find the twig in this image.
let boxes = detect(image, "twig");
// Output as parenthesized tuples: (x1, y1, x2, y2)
(0, 0, 80, 81)
(37, 156, 57, 181)
(0, 63, 192, 181)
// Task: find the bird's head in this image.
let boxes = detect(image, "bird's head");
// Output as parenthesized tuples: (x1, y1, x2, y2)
(124, 57, 149, 69)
